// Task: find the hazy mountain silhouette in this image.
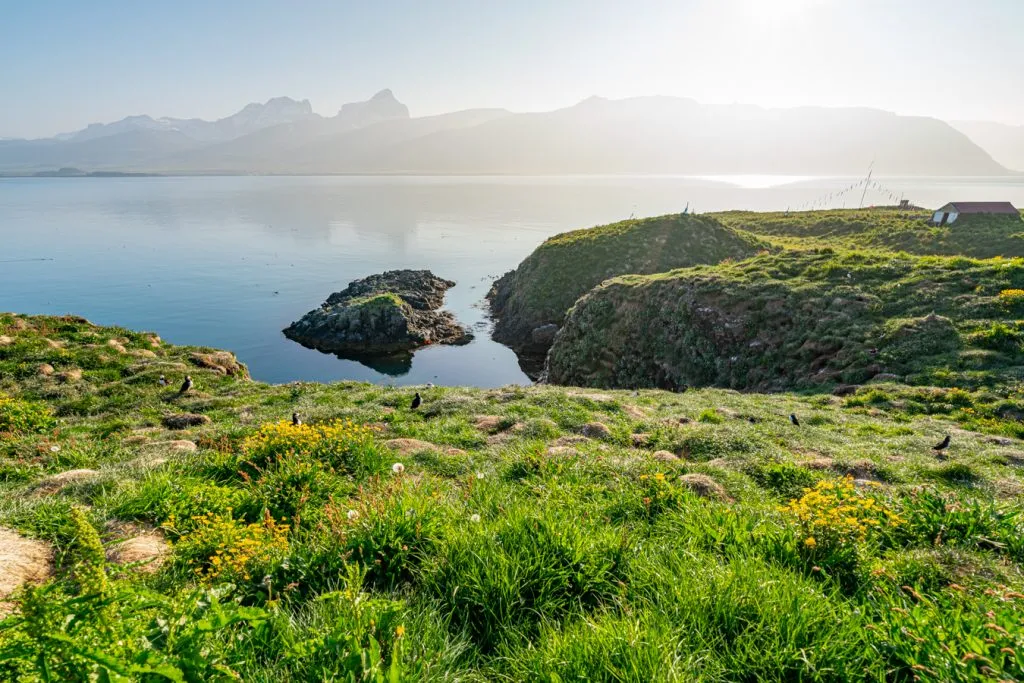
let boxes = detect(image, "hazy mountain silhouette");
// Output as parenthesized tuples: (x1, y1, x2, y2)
(951, 121, 1024, 172)
(0, 92, 1009, 176)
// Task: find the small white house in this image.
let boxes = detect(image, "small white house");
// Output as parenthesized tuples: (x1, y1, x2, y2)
(932, 201, 1019, 225)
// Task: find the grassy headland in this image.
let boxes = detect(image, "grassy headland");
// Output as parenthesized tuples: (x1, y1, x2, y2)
(1, 311, 1023, 681)
(488, 213, 766, 368)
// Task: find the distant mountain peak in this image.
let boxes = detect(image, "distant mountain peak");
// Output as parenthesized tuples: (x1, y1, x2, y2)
(337, 90, 409, 125)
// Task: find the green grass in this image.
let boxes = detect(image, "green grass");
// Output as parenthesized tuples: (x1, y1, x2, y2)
(714, 208, 1024, 259)
(1, 313, 1023, 681)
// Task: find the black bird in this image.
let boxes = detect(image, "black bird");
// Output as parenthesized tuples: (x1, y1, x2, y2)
(292, 412, 301, 426)
(410, 392, 422, 410)
(178, 375, 193, 396)
(789, 413, 800, 426)
(159, 374, 168, 387)
(932, 434, 950, 452)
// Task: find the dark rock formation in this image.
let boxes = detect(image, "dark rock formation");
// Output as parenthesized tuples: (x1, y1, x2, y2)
(283, 270, 472, 357)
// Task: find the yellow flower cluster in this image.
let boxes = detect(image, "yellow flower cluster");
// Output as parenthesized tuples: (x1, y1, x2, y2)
(183, 511, 289, 582)
(243, 419, 374, 461)
(998, 288, 1024, 302)
(780, 476, 902, 549)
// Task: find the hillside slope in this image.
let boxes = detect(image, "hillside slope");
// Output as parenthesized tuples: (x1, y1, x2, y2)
(546, 249, 1024, 392)
(1, 313, 1023, 680)
(487, 213, 766, 371)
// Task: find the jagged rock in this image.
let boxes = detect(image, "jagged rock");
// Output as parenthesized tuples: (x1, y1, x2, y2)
(284, 270, 472, 356)
(189, 351, 246, 376)
(581, 422, 612, 440)
(530, 324, 560, 347)
(0, 527, 53, 616)
(161, 413, 211, 430)
(0, 335, 13, 346)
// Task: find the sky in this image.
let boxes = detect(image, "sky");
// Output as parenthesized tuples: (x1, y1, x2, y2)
(2, 0, 1023, 139)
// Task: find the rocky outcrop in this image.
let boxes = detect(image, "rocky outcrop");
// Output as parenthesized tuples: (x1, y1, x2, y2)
(284, 270, 472, 357)
(487, 214, 766, 377)
(544, 249, 1021, 392)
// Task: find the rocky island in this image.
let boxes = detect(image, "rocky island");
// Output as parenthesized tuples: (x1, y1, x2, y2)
(283, 269, 472, 357)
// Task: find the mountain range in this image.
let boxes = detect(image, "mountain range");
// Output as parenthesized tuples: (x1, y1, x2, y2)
(0, 90, 1016, 176)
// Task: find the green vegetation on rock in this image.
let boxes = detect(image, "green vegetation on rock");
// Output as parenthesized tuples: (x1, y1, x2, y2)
(2, 313, 1024, 680)
(487, 213, 767, 363)
(547, 249, 1024, 395)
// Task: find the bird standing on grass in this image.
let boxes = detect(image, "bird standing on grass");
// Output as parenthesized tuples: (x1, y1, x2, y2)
(178, 375, 193, 396)
(410, 392, 422, 410)
(932, 434, 950, 453)
(789, 414, 800, 426)
(292, 412, 301, 426)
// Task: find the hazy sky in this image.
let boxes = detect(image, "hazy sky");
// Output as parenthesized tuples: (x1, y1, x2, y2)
(3, 0, 1023, 138)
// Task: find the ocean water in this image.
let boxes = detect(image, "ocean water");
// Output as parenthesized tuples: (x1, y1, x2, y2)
(2, 174, 1023, 386)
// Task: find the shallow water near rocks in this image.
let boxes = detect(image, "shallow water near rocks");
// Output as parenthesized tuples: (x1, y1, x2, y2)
(2, 174, 1023, 386)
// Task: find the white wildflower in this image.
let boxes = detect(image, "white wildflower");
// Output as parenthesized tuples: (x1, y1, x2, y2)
(476, 471, 485, 480)
(392, 462, 405, 474)
(347, 509, 359, 520)
(470, 514, 481, 523)
(49, 445, 60, 453)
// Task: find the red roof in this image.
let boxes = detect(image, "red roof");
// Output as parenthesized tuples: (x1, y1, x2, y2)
(942, 201, 1019, 215)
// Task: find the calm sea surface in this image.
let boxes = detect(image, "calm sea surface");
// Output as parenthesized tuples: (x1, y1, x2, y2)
(3, 175, 1024, 386)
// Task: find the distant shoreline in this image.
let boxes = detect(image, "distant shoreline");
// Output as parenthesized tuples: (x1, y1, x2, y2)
(3, 170, 1023, 179)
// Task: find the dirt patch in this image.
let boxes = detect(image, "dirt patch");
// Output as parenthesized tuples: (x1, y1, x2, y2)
(473, 415, 505, 433)
(652, 450, 679, 462)
(385, 438, 441, 456)
(37, 363, 55, 376)
(631, 433, 652, 447)
(679, 473, 731, 502)
(147, 440, 197, 452)
(546, 446, 579, 457)
(0, 335, 14, 346)
(0, 527, 53, 616)
(106, 339, 128, 353)
(33, 469, 100, 495)
(56, 368, 83, 383)
(105, 522, 170, 574)
(581, 422, 612, 440)
(553, 435, 590, 447)
(622, 405, 647, 420)
(161, 413, 211, 430)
